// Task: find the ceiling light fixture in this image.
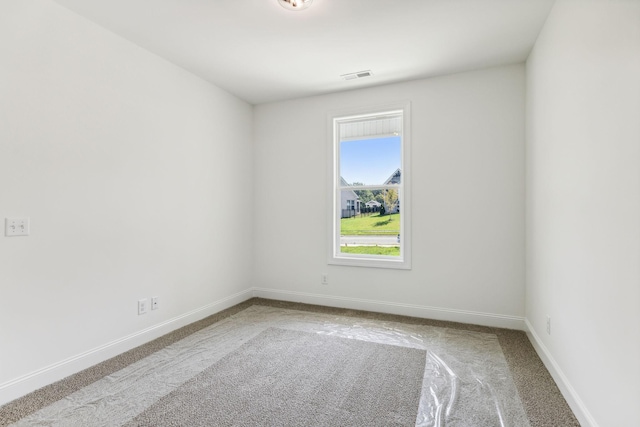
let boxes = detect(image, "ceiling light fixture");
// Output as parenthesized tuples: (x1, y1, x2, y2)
(278, 0, 313, 11)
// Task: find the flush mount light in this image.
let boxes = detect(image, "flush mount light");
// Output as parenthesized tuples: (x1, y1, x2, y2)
(278, 0, 313, 11)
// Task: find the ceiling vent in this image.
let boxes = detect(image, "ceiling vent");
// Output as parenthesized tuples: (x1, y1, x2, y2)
(341, 70, 373, 81)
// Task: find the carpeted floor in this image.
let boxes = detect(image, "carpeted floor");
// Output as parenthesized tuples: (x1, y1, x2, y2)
(0, 298, 580, 427)
(128, 327, 426, 426)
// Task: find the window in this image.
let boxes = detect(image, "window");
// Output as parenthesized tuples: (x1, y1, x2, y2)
(328, 103, 411, 269)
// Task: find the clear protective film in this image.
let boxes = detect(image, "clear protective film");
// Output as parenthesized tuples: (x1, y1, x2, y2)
(11, 305, 530, 427)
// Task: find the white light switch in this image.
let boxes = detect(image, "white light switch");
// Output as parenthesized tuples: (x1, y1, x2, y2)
(5, 217, 30, 237)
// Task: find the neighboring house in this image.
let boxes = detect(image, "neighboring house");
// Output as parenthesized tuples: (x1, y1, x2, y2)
(384, 168, 401, 185)
(383, 169, 401, 213)
(365, 200, 381, 209)
(340, 177, 361, 218)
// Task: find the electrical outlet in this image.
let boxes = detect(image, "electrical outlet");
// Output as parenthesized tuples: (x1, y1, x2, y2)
(151, 296, 159, 310)
(546, 316, 551, 335)
(321, 274, 328, 285)
(138, 298, 148, 315)
(5, 217, 30, 237)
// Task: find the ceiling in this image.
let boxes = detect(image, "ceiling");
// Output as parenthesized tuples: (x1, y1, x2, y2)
(52, 0, 555, 105)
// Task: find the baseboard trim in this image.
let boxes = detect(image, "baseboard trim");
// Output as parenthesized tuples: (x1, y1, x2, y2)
(252, 287, 525, 330)
(524, 319, 598, 427)
(0, 288, 253, 406)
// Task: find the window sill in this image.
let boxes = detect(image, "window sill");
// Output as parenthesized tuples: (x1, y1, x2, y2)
(328, 255, 411, 270)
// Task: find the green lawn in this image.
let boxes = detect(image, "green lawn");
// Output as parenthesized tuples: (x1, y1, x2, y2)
(340, 213, 400, 235)
(340, 246, 400, 256)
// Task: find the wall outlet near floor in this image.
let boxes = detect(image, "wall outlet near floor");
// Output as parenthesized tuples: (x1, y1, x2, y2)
(546, 316, 551, 335)
(321, 274, 328, 285)
(138, 298, 148, 315)
(151, 296, 159, 310)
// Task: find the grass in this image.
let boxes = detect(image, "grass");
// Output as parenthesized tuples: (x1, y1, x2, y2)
(340, 213, 400, 235)
(340, 246, 400, 256)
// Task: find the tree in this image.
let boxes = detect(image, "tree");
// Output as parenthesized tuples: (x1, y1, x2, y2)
(374, 192, 385, 205)
(384, 189, 398, 215)
(354, 189, 374, 204)
(351, 181, 375, 206)
(350, 182, 371, 203)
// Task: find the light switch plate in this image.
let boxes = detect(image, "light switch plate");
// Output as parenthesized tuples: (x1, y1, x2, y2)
(5, 217, 30, 236)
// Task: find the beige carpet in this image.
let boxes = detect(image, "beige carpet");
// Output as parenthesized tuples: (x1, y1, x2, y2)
(127, 327, 426, 426)
(0, 298, 580, 427)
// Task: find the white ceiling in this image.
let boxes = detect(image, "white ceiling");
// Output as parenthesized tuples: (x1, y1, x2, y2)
(52, 0, 555, 105)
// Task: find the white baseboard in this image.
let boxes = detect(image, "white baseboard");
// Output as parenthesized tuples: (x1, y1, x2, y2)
(0, 288, 253, 406)
(524, 319, 598, 427)
(252, 287, 526, 330)
(0, 287, 527, 408)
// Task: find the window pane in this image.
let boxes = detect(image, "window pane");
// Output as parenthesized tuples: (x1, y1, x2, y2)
(339, 192, 401, 257)
(330, 105, 410, 269)
(340, 136, 401, 186)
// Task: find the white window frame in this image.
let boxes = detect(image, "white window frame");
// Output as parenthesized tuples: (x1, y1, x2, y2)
(327, 102, 412, 269)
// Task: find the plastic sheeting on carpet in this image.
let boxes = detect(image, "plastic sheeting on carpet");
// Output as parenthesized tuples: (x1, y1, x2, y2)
(127, 327, 426, 426)
(10, 305, 530, 427)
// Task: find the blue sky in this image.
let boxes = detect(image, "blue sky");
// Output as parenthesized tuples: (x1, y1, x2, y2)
(340, 136, 401, 185)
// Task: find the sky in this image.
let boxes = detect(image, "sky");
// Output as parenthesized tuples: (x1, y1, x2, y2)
(340, 136, 401, 185)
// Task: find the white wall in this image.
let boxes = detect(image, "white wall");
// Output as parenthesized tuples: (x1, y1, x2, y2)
(0, 0, 253, 403)
(8, 2, 636, 423)
(253, 65, 526, 328)
(526, 1, 640, 426)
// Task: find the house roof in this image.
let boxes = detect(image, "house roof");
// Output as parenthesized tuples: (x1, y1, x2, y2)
(384, 169, 401, 185)
(340, 177, 359, 199)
